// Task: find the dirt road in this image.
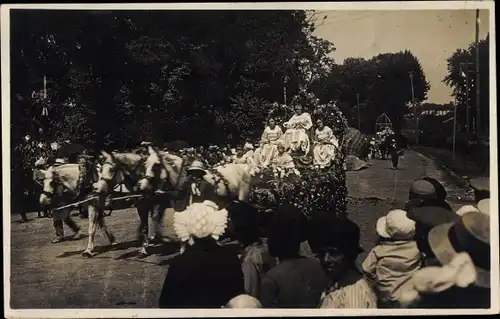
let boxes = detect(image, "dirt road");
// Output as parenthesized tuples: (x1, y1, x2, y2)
(8, 150, 473, 308)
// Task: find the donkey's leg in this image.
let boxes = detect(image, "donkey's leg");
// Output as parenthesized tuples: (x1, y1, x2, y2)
(95, 206, 117, 246)
(82, 204, 99, 257)
(136, 199, 151, 257)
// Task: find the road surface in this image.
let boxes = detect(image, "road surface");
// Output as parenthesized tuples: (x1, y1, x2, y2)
(8, 150, 473, 308)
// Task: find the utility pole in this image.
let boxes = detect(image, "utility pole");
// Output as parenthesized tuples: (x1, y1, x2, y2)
(356, 93, 361, 130)
(452, 96, 457, 161)
(460, 62, 474, 133)
(475, 9, 481, 138)
(283, 76, 287, 105)
(409, 71, 418, 144)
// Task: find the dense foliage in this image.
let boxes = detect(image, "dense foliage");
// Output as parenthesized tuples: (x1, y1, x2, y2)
(249, 151, 347, 219)
(311, 51, 430, 133)
(443, 35, 490, 137)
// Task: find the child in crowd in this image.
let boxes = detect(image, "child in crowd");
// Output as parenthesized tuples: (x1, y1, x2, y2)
(361, 209, 423, 308)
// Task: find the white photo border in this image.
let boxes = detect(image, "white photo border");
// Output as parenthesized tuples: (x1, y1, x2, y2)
(2, 1, 498, 317)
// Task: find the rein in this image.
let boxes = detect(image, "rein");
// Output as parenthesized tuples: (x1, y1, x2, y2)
(100, 157, 145, 192)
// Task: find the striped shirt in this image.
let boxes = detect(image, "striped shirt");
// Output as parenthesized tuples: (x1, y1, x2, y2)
(319, 269, 378, 309)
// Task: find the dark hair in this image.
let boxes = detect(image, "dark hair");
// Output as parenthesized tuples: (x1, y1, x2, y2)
(267, 204, 306, 259)
(308, 214, 362, 261)
(227, 201, 260, 246)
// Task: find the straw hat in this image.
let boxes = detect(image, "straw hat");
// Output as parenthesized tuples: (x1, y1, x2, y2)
(187, 160, 208, 175)
(477, 198, 490, 216)
(455, 205, 480, 217)
(376, 209, 416, 240)
(428, 211, 490, 288)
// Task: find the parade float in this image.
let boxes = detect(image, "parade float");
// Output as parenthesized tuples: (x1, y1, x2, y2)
(247, 91, 349, 220)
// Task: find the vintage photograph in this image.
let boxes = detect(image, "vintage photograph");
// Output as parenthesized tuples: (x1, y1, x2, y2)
(2, 1, 497, 317)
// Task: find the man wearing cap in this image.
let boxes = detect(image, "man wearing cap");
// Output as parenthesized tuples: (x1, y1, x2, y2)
(406, 179, 452, 211)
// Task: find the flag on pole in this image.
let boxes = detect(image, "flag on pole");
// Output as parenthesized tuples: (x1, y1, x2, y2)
(43, 75, 47, 99)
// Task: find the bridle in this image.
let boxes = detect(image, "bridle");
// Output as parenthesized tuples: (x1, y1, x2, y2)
(99, 157, 145, 192)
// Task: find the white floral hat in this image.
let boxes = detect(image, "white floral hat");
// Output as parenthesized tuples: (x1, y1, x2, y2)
(173, 201, 228, 245)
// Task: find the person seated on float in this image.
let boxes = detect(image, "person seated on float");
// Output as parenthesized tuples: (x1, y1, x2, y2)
(312, 119, 339, 169)
(259, 118, 283, 168)
(236, 142, 260, 176)
(282, 104, 313, 156)
(271, 140, 299, 178)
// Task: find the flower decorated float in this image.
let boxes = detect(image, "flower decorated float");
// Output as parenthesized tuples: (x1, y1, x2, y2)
(248, 92, 349, 221)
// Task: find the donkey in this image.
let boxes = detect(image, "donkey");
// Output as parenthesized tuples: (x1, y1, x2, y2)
(140, 146, 252, 205)
(136, 146, 253, 254)
(39, 160, 117, 254)
(95, 150, 162, 257)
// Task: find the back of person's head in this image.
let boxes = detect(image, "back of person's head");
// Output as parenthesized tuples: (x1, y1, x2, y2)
(225, 294, 262, 308)
(227, 200, 260, 246)
(267, 204, 306, 259)
(308, 213, 363, 262)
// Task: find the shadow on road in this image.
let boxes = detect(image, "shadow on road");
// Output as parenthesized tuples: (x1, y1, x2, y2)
(56, 239, 141, 258)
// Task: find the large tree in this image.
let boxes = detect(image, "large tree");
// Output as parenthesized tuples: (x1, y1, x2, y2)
(443, 34, 489, 137)
(312, 50, 429, 133)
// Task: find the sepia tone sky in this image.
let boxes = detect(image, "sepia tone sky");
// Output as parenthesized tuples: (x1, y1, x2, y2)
(313, 10, 490, 104)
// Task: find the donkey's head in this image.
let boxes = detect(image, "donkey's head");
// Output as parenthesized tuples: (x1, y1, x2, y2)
(94, 150, 145, 194)
(138, 146, 168, 192)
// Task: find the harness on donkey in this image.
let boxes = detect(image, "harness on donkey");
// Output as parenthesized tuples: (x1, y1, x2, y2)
(45, 159, 98, 211)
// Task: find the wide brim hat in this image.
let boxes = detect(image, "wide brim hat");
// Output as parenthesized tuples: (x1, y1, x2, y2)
(477, 198, 490, 216)
(428, 211, 490, 288)
(407, 205, 460, 230)
(187, 160, 208, 174)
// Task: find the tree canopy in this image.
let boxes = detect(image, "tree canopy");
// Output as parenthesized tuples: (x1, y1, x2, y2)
(443, 34, 489, 136)
(311, 50, 430, 133)
(11, 10, 336, 151)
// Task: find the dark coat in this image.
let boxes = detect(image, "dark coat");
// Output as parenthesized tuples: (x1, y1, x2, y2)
(158, 238, 245, 308)
(260, 256, 328, 308)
